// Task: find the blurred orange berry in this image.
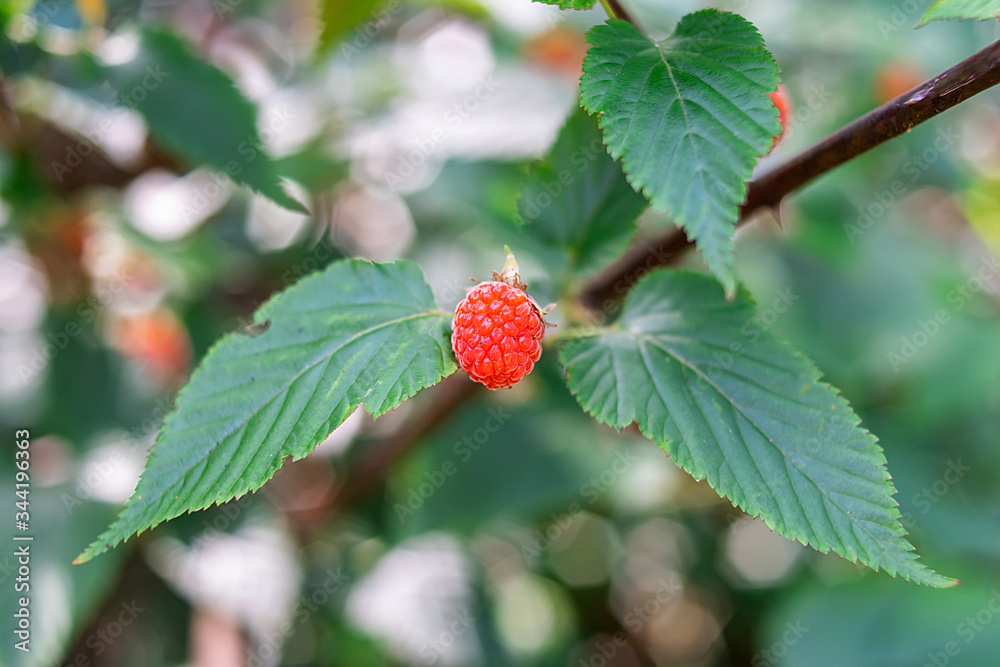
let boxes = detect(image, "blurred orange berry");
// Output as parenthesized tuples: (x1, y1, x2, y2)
(768, 83, 793, 153)
(875, 61, 925, 104)
(525, 26, 589, 79)
(113, 309, 191, 384)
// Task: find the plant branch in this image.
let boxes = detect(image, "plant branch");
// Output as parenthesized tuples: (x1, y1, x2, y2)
(323, 374, 479, 514)
(302, 37, 1000, 522)
(598, 0, 637, 27)
(580, 38, 1000, 310)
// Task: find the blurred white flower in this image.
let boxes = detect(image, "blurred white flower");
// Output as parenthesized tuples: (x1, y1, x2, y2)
(346, 534, 480, 666)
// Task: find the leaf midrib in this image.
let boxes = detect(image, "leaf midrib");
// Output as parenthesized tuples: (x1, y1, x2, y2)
(633, 330, 899, 562)
(653, 44, 710, 221)
(136, 310, 445, 518)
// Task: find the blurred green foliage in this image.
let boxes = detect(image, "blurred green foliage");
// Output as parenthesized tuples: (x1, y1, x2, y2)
(1, 0, 1000, 666)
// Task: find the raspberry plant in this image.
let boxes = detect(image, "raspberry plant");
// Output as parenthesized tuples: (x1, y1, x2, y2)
(66, 0, 1000, 593)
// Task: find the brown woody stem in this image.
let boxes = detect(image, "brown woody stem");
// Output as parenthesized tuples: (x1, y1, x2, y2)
(579, 38, 1000, 310)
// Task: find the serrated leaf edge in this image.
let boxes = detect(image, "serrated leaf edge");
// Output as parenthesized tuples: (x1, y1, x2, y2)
(557, 269, 957, 587)
(75, 259, 455, 564)
(579, 12, 782, 293)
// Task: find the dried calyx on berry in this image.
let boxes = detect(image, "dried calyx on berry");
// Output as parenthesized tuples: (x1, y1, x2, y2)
(451, 249, 546, 390)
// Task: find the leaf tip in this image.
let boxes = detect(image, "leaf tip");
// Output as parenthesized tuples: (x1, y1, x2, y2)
(918, 574, 961, 589)
(722, 278, 739, 302)
(274, 184, 311, 215)
(72, 539, 108, 565)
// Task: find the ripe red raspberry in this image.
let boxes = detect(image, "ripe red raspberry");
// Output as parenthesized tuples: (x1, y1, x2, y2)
(452, 253, 545, 390)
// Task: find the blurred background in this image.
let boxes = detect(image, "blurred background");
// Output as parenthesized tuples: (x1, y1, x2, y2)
(2, 0, 1000, 665)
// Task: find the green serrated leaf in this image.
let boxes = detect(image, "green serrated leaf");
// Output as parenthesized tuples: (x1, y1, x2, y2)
(318, 0, 387, 53)
(75, 260, 456, 564)
(103, 28, 304, 212)
(532, 0, 597, 9)
(917, 0, 1000, 26)
(518, 107, 647, 281)
(580, 11, 781, 293)
(558, 269, 955, 587)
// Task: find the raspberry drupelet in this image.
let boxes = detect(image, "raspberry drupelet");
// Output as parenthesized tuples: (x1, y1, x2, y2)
(451, 251, 545, 389)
